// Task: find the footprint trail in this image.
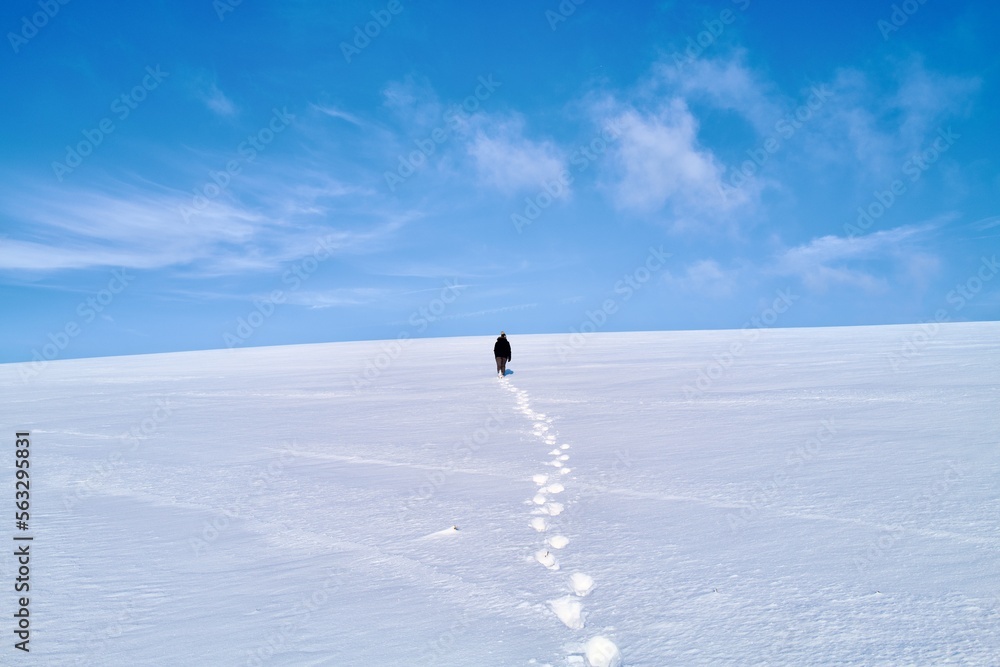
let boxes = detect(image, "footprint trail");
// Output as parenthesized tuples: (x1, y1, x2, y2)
(499, 377, 622, 666)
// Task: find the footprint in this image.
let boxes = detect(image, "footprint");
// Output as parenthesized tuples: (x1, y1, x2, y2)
(530, 517, 548, 532)
(547, 535, 570, 549)
(545, 483, 565, 494)
(532, 493, 547, 505)
(584, 637, 621, 667)
(544, 502, 564, 516)
(548, 595, 585, 630)
(559, 468, 572, 475)
(548, 449, 562, 456)
(535, 549, 559, 570)
(570, 572, 594, 596)
(560, 444, 570, 450)
(559, 454, 570, 461)
(532, 474, 550, 485)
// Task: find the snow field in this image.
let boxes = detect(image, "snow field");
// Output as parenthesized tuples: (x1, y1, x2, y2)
(0, 324, 997, 664)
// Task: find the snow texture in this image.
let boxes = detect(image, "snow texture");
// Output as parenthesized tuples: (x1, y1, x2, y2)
(1, 324, 998, 665)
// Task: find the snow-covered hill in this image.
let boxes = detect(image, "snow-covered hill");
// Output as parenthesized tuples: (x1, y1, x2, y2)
(2, 323, 998, 665)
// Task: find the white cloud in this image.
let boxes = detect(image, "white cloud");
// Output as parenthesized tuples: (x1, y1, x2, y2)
(665, 259, 738, 298)
(284, 288, 389, 308)
(773, 224, 937, 292)
(0, 184, 261, 271)
(202, 83, 238, 117)
(395, 302, 538, 324)
(0, 175, 406, 274)
(971, 215, 1000, 231)
(313, 104, 365, 127)
(381, 76, 443, 130)
(890, 58, 980, 151)
(590, 54, 775, 228)
(467, 116, 566, 196)
(601, 53, 980, 225)
(805, 59, 979, 179)
(604, 99, 746, 223)
(654, 52, 779, 134)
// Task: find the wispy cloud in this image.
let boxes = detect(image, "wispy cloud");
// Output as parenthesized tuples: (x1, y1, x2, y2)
(591, 54, 772, 227)
(313, 104, 366, 128)
(433, 302, 538, 322)
(773, 224, 938, 292)
(467, 115, 567, 196)
(971, 215, 1000, 231)
(665, 259, 739, 298)
(0, 182, 261, 271)
(0, 172, 410, 274)
(283, 288, 390, 308)
(654, 51, 780, 134)
(381, 76, 444, 130)
(805, 58, 979, 179)
(199, 82, 239, 118)
(603, 100, 741, 223)
(889, 57, 980, 151)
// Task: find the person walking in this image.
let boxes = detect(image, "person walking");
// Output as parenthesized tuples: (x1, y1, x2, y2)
(494, 331, 511, 378)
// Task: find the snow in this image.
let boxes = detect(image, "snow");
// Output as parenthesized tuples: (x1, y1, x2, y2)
(571, 573, 595, 597)
(547, 536, 570, 550)
(536, 549, 560, 571)
(549, 595, 585, 630)
(585, 636, 623, 667)
(1, 323, 998, 665)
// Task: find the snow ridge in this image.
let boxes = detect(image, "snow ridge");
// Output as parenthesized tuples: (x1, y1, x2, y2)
(500, 378, 621, 666)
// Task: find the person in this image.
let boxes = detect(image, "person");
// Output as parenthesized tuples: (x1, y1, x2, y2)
(494, 331, 511, 377)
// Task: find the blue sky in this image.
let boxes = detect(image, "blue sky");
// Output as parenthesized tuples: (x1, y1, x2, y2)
(1, 0, 998, 363)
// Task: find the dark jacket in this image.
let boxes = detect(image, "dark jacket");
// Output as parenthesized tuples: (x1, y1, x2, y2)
(494, 336, 511, 360)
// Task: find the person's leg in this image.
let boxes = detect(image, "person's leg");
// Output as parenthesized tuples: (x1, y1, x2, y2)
(496, 356, 504, 375)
